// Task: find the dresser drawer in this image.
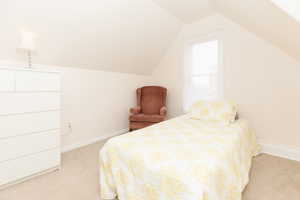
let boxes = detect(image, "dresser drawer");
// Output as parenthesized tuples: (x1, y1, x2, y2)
(15, 71, 60, 92)
(0, 149, 60, 185)
(0, 130, 60, 162)
(0, 69, 15, 92)
(0, 111, 60, 139)
(0, 93, 60, 115)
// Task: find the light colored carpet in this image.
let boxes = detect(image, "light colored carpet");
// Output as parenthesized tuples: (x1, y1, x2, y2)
(0, 140, 300, 200)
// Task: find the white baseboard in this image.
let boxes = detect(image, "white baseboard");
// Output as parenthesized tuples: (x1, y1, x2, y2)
(61, 128, 129, 153)
(260, 143, 300, 162)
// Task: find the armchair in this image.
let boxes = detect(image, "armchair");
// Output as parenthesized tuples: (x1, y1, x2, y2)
(129, 86, 167, 131)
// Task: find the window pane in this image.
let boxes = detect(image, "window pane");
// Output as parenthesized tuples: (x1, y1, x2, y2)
(191, 74, 218, 101)
(192, 40, 218, 75)
(191, 76, 211, 101)
(192, 76, 210, 89)
(184, 39, 221, 111)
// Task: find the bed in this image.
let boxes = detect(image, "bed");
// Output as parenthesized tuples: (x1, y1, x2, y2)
(99, 112, 259, 200)
(100, 99, 260, 200)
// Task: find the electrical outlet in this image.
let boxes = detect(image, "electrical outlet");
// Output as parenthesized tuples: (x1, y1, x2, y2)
(62, 122, 72, 136)
(67, 122, 72, 134)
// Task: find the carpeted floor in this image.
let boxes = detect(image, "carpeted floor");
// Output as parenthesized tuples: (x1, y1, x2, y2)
(0, 139, 300, 200)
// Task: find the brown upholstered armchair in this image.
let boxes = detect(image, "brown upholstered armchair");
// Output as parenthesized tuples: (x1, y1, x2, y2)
(129, 86, 167, 131)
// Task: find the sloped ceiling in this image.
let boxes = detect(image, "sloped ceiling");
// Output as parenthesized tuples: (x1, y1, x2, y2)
(151, 0, 300, 62)
(215, 0, 300, 61)
(2, 0, 300, 75)
(151, 0, 215, 23)
(0, 0, 182, 75)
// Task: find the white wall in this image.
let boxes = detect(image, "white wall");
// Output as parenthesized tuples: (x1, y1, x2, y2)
(0, 60, 150, 151)
(151, 14, 300, 148)
(3, 13, 300, 153)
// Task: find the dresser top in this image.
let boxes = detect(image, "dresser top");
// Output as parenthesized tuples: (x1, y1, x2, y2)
(0, 66, 60, 74)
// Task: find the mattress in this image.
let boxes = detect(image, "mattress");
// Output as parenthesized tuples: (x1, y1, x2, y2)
(99, 115, 260, 200)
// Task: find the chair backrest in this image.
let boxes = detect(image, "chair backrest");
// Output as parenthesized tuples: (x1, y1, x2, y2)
(137, 86, 167, 115)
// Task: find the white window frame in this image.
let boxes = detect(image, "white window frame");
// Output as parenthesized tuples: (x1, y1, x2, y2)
(183, 32, 224, 112)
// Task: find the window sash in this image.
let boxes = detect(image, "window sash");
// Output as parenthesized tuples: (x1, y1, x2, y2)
(183, 35, 223, 112)
(190, 73, 219, 102)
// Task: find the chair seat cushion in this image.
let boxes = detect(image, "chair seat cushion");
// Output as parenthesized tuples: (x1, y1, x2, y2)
(130, 122, 156, 130)
(130, 114, 165, 123)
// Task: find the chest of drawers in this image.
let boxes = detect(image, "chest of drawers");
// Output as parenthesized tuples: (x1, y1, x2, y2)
(0, 67, 61, 189)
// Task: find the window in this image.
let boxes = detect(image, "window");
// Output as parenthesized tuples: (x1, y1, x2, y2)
(271, 0, 300, 22)
(184, 39, 222, 111)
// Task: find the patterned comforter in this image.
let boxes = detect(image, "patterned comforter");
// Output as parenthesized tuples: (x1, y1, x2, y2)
(99, 115, 259, 200)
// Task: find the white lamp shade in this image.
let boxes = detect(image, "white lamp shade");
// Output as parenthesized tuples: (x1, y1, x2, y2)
(18, 31, 36, 52)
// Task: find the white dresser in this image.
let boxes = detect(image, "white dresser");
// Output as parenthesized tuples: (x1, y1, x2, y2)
(0, 67, 61, 188)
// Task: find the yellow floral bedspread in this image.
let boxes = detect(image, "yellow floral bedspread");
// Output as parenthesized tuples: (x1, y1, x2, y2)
(99, 115, 260, 200)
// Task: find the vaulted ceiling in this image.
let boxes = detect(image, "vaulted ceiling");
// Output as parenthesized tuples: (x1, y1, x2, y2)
(0, 0, 182, 74)
(152, 0, 215, 23)
(153, 0, 300, 63)
(1, 0, 300, 75)
(214, 0, 300, 62)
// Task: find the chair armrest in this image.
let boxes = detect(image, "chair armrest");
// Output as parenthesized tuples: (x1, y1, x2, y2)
(130, 106, 141, 114)
(160, 106, 167, 116)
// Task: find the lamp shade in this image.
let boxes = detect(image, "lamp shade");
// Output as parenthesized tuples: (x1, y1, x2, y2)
(18, 31, 36, 52)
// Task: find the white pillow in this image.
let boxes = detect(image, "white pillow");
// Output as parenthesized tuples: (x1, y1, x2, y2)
(189, 100, 237, 125)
